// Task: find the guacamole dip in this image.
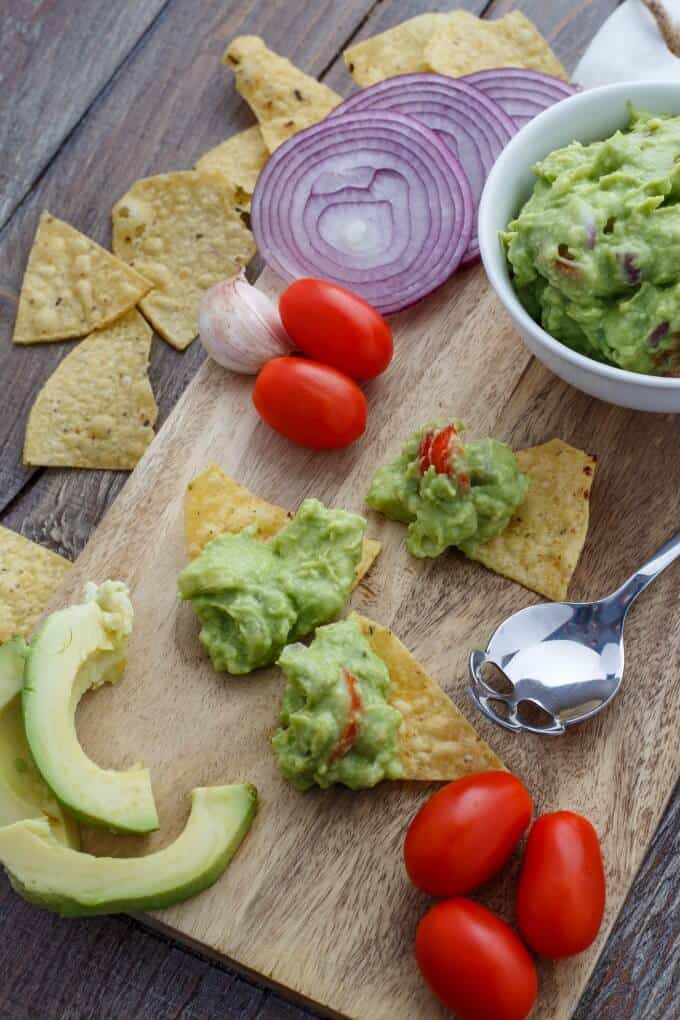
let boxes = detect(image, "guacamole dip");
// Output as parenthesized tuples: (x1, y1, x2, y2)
(366, 421, 528, 558)
(272, 619, 404, 790)
(178, 499, 365, 674)
(504, 107, 680, 376)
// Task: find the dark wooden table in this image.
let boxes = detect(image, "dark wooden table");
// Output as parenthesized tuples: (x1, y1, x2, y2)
(1, 2, 677, 1017)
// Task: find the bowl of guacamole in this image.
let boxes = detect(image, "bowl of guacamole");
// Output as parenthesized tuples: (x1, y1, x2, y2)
(478, 81, 680, 413)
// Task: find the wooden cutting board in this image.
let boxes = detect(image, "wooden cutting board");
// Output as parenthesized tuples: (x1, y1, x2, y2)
(54, 263, 679, 1020)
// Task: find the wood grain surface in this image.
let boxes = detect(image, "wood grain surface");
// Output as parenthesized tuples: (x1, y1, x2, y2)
(2, 2, 678, 1019)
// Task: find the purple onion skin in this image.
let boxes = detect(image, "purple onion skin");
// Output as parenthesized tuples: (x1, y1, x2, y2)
(648, 322, 670, 348)
(621, 253, 642, 285)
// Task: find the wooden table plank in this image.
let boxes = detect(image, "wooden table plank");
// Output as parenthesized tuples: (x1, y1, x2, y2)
(3, 2, 678, 1019)
(0, 0, 170, 233)
(0, 0, 377, 512)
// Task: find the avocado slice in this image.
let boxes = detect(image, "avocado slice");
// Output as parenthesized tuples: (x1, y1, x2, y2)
(0, 640, 79, 847)
(0, 783, 257, 917)
(23, 581, 159, 834)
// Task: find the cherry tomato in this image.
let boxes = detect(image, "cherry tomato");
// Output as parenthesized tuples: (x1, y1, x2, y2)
(416, 899, 538, 1020)
(253, 356, 367, 450)
(404, 772, 532, 897)
(279, 279, 393, 380)
(516, 811, 606, 959)
(418, 424, 470, 490)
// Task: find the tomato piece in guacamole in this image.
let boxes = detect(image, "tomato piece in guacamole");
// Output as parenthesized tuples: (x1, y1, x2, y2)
(366, 421, 528, 559)
(272, 619, 403, 791)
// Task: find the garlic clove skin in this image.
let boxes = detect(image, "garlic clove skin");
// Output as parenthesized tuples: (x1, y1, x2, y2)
(199, 270, 294, 373)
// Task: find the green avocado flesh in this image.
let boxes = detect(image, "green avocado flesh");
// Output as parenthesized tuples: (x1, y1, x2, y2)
(504, 107, 680, 376)
(0, 784, 257, 917)
(272, 619, 403, 791)
(366, 421, 528, 558)
(178, 498, 366, 675)
(23, 581, 159, 834)
(0, 640, 79, 848)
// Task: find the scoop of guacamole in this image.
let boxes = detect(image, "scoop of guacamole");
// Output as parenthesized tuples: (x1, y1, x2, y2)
(272, 619, 404, 791)
(504, 106, 680, 376)
(366, 421, 528, 558)
(178, 499, 365, 674)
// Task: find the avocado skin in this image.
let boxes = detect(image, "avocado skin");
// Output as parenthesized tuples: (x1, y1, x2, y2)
(0, 784, 257, 917)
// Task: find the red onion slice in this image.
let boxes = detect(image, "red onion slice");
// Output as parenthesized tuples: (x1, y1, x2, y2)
(330, 73, 515, 265)
(251, 111, 474, 315)
(461, 68, 578, 129)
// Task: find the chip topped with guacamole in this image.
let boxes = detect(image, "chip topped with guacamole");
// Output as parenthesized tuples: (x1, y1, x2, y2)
(504, 107, 680, 376)
(273, 614, 504, 792)
(178, 498, 365, 674)
(273, 619, 404, 791)
(367, 421, 528, 558)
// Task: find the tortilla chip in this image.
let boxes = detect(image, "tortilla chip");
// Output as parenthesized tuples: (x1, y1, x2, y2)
(344, 13, 450, 86)
(185, 465, 291, 556)
(195, 126, 269, 208)
(0, 528, 70, 644)
(345, 11, 567, 86)
(425, 11, 568, 81)
(351, 614, 504, 781)
(112, 171, 255, 350)
(184, 465, 380, 589)
(471, 440, 596, 602)
(13, 211, 152, 345)
(223, 36, 342, 152)
(23, 309, 157, 470)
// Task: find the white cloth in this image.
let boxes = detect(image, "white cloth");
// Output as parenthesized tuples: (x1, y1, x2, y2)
(574, 0, 680, 87)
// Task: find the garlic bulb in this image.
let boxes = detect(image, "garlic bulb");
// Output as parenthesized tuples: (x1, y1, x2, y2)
(199, 271, 293, 373)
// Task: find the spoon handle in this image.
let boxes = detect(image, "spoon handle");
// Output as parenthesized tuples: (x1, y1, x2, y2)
(609, 529, 680, 610)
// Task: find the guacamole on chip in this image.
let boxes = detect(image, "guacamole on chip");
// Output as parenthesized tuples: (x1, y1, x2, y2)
(367, 421, 528, 558)
(178, 499, 365, 674)
(273, 615, 504, 792)
(273, 619, 404, 791)
(504, 107, 680, 376)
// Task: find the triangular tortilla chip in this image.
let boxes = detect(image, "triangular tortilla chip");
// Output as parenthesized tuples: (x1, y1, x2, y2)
(425, 11, 567, 81)
(23, 309, 157, 470)
(195, 126, 269, 206)
(344, 13, 450, 86)
(471, 440, 596, 602)
(351, 614, 504, 781)
(184, 465, 380, 589)
(223, 36, 342, 152)
(344, 10, 567, 87)
(0, 528, 70, 643)
(13, 211, 152, 344)
(112, 171, 255, 350)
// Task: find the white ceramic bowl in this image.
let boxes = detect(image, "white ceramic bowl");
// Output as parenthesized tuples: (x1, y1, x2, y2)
(478, 81, 680, 413)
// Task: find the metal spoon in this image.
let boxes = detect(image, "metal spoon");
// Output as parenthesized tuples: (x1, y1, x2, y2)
(469, 530, 680, 736)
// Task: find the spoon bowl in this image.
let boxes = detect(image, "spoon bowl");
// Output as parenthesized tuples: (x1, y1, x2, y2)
(469, 530, 680, 735)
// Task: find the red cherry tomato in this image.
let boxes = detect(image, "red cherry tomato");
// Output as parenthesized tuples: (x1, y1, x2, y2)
(418, 424, 471, 490)
(253, 356, 367, 450)
(416, 899, 538, 1020)
(516, 811, 606, 959)
(279, 278, 393, 380)
(404, 772, 532, 898)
